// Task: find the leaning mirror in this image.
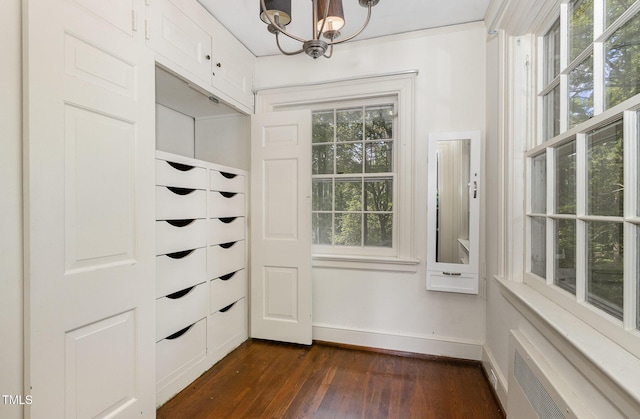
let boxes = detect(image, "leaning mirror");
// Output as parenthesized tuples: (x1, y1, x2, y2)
(426, 131, 480, 294)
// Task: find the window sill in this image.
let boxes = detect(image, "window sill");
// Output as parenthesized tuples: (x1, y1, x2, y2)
(312, 254, 420, 272)
(495, 276, 640, 416)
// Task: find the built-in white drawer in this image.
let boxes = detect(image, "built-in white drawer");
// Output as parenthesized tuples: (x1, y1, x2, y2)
(156, 219, 206, 256)
(208, 298, 246, 354)
(156, 318, 207, 385)
(208, 241, 245, 279)
(156, 248, 207, 298)
(208, 191, 245, 218)
(156, 159, 207, 190)
(156, 282, 208, 341)
(156, 186, 206, 220)
(210, 170, 245, 193)
(208, 217, 245, 245)
(210, 269, 246, 314)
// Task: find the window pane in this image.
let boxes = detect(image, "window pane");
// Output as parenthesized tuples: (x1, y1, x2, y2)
(587, 121, 624, 216)
(365, 105, 393, 140)
(544, 85, 561, 140)
(531, 153, 547, 214)
(365, 213, 392, 247)
(313, 110, 334, 143)
(531, 217, 547, 278)
(545, 19, 561, 84)
(312, 144, 335, 175)
(335, 179, 362, 211)
(605, 12, 640, 109)
(336, 108, 363, 142)
(365, 141, 393, 173)
(312, 213, 332, 245)
(555, 141, 577, 214)
(569, 0, 593, 62)
(336, 143, 363, 174)
(555, 219, 576, 295)
(365, 178, 392, 212)
(335, 213, 362, 246)
(569, 55, 594, 128)
(587, 221, 624, 319)
(312, 179, 333, 211)
(605, 0, 632, 28)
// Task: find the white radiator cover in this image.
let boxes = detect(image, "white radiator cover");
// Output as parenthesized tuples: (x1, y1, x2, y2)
(507, 331, 593, 419)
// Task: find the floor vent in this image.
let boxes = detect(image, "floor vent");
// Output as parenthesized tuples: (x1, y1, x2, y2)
(514, 350, 565, 419)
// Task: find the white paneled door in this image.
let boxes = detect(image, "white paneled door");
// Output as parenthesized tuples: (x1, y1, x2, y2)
(24, 0, 156, 417)
(250, 111, 313, 345)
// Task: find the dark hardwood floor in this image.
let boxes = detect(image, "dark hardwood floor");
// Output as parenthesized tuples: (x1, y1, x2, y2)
(157, 339, 504, 419)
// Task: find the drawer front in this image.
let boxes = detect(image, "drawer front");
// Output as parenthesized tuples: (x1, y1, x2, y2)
(208, 191, 245, 218)
(210, 269, 247, 314)
(208, 241, 245, 279)
(156, 248, 207, 298)
(156, 159, 207, 190)
(156, 282, 208, 341)
(426, 271, 479, 295)
(210, 170, 245, 193)
(156, 219, 206, 256)
(208, 298, 246, 354)
(156, 318, 207, 385)
(208, 217, 245, 245)
(156, 186, 206, 220)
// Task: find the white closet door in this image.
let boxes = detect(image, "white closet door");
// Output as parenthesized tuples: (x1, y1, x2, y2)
(250, 111, 313, 345)
(24, 0, 156, 417)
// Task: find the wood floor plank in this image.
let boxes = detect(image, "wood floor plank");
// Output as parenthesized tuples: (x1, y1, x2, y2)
(157, 339, 504, 419)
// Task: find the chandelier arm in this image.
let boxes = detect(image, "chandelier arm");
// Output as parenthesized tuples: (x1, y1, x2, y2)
(260, 0, 307, 44)
(328, 3, 372, 45)
(275, 32, 305, 56)
(323, 43, 334, 59)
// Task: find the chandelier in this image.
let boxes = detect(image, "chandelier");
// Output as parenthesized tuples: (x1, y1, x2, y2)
(259, 0, 381, 59)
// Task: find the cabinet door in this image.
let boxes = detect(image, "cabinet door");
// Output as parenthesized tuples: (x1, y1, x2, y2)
(24, 0, 156, 417)
(146, 0, 212, 83)
(210, 21, 255, 112)
(250, 111, 312, 345)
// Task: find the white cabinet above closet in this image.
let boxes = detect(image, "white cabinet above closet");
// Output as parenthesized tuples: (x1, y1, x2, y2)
(145, 0, 255, 114)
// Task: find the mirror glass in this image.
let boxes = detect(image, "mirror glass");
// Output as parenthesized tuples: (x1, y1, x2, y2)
(435, 139, 471, 264)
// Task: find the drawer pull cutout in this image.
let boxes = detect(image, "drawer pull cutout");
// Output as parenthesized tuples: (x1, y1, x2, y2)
(167, 161, 195, 171)
(220, 192, 237, 198)
(166, 219, 195, 228)
(165, 324, 194, 340)
(219, 271, 236, 281)
(219, 217, 236, 224)
(219, 241, 236, 249)
(166, 249, 195, 259)
(220, 171, 237, 179)
(167, 186, 195, 196)
(166, 286, 195, 299)
(219, 301, 237, 313)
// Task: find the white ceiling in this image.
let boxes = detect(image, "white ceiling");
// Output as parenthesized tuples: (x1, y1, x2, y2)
(197, 0, 493, 57)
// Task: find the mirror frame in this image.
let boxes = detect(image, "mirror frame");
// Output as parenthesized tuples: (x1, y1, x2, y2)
(426, 131, 481, 294)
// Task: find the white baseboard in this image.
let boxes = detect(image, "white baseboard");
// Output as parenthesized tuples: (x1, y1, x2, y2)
(312, 323, 483, 360)
(482, 345, 508, 411)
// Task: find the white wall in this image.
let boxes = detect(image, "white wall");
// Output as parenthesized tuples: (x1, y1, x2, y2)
(195, 115, 250, 170)
(0, 0, 24, 418)
(255, 23, 487, 359)
(156, 104, 195, 157)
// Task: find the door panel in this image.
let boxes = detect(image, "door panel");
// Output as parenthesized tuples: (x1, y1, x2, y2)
(24, 0, 155, 417)
(250, 111, 312, 345)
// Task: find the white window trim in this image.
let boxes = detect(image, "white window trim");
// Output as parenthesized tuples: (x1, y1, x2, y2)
(255, 73, 419, 271)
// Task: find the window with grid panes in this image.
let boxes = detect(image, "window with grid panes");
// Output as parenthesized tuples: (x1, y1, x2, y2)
(311, 102, 395, 254)
(529, 0, 640, 334)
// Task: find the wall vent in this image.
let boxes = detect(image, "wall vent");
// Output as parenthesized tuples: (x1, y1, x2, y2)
(508, 331, 587, 419)
(514, 350, 565, 419)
